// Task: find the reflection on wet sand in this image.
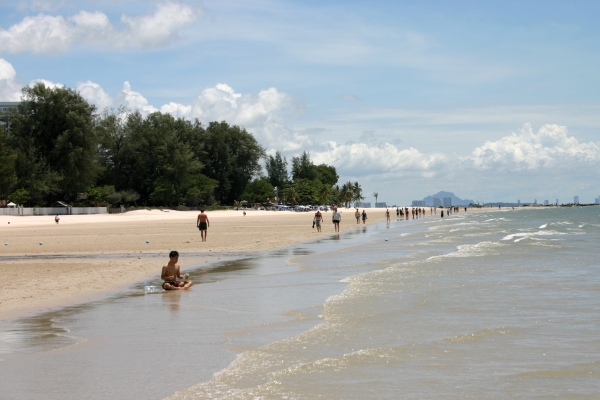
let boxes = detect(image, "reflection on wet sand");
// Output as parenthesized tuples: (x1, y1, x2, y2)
(0, 223, 401, 400)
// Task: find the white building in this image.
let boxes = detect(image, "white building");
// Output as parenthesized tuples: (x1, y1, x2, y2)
(533, 199, 537, 205)
(574, 195, 579, 204)
(544, 200, 549, 206)
(0, 102, 20, 129)
(442, 197, 452, 207)
(433, 197, 442, 207)
(412, 200, 425, 207)
(595, 197, 599, 205)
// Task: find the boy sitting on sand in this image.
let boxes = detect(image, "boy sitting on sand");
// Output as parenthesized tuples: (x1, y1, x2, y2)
(161, 250, 193, 290)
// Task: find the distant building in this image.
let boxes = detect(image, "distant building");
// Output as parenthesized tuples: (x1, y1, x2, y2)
(355, 202, 371, 208)
(517, 199, 521, 205)
(533, 199, 537, 205)
(544, 200, 549, 206)
(556, 199, 559, 205)
(595, 197, 599, 205)
(574, 196, 579, 204)
(0, 102, 20, 129)
(412, 200, 425, 207)
(442, 197, 452, 207)
(433, 197, 442, 207)
(375, 202, 387, 208)
(0, 102, 19, 113)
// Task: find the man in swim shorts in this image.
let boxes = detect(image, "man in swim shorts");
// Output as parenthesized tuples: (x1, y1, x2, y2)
(161, 250, 193, 290)
(355, 209, 360, 224)
(314, 210, 323, 232)
(197, 209, 210, 242)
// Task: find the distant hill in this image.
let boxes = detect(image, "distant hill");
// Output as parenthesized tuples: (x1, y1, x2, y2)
(422, 191, 474, 206)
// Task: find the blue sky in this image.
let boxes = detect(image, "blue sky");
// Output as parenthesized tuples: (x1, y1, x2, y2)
(1, 0, 599, 205)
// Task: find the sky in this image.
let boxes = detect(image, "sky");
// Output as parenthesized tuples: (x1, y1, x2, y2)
(1, 0, 599, 205)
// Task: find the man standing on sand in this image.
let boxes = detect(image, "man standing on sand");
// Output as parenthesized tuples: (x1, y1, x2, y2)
(385, 208, 390, 223)
(355, 209, 360, 224)
(332, 206, 341, 232)
(54, 215, 60, 224)
(161, 250, 193, 290)
(314, 209, 323, 232)
(197, 210, 210, 242)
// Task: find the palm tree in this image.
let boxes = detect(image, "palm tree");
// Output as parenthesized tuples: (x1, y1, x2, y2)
(332, 185, 341, 206)
(352, 182, 363, 204)
(373, 192, 378, 206)
(341, 181, 353, 208)
(318, 186, 331, 205)
(284, 187, 299, 206)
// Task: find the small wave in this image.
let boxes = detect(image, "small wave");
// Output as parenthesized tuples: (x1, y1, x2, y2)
(443, 327, 514, 343)
(428, 241, 505, 259)
(501, 230, 566, 241)
(539, 223, 548, 229)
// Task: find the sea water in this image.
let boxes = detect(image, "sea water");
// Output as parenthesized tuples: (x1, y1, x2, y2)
(0, 207, 599, 399)
(170, 207, 600, 399)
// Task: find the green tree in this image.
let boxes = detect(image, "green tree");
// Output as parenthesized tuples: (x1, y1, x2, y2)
(291, 151, 317, 181)
(0, 129, 18, 199)
(10, 83, 99, 201)
(373, 192, 379, 205)
(292, 178, 322, 205)
(341, 181, 354, 207)
(265, 151, 289, 189)
(283, 186, 299, 206)
(9, 188, 30, 206)
(352, 182, 363, 204)
(315, 164, 338, 186)
(241, 178, 274, 203)
(201, 121, 265, 205)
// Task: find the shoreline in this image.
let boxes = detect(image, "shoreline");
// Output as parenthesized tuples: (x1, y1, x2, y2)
(0, 207, 498, 322)
(1, 208, 390, 321)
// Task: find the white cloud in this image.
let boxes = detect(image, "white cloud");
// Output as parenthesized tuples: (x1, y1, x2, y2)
(160, 102, 192, 119)
(76, 80, 112, 111)
(0, 1, 203, 54)
(340, 94, 362, 101)
(468, 123, 600, 172)
(0, 58, 22, 100)
(114, 81, 157, 114)
(312, 142, 448, 177)
(190, 84, 295, 127)
(28, 78, 63, 89)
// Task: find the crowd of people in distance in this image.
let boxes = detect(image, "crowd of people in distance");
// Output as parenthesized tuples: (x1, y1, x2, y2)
(159, 204, 471, 290)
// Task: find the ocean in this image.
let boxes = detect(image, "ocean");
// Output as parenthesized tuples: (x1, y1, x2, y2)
(1, 207, 599, 399)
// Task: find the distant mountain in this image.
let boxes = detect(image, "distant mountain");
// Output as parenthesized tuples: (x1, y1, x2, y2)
(422, 191, 474, 206)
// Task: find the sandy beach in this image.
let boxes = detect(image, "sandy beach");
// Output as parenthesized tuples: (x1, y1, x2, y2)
(0, 207, 396, 320)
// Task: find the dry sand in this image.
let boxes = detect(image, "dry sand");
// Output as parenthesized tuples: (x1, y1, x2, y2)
(0, 208, 391, 320)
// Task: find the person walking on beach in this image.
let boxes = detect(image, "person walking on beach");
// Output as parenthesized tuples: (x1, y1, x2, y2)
(161, 250, 193, 290)
(361, 210, 367, 224)
(332, 207, 341, 232)
(314, 209, 323, 232)
(385, 208, 390, 224)
(441, 209, 444, 218)
(197, 210, 210, 242)
(54, 215, 60, 224)
(355, 209, 360, 224)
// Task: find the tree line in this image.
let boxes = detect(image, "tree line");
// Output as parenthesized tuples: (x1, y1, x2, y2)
(0, 83, 364, 208)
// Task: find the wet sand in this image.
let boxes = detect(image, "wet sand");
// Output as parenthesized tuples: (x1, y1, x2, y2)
(0, 208, 392, 320)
